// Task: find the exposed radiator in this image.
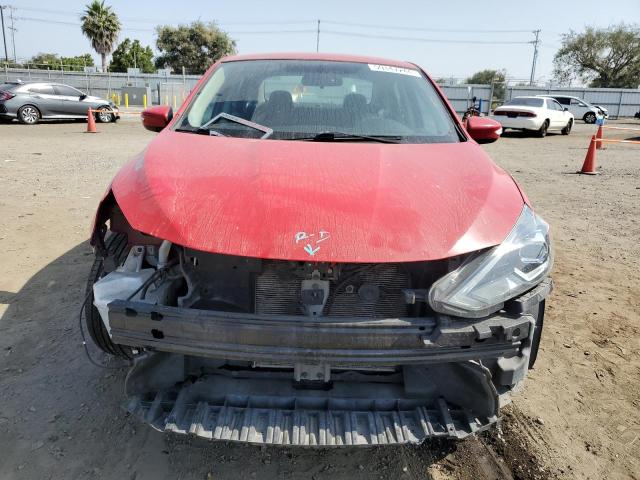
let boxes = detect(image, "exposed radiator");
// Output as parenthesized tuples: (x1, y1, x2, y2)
(255, 262, 410, 318)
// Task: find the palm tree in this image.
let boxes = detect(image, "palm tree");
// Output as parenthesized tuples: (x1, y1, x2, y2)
(80, 0, 121, 72)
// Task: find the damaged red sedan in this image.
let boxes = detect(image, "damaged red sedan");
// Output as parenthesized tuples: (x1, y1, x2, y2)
(86, 53, 552, 446)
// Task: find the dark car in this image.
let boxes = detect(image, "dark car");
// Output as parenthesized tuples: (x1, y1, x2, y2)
(0, 81, 119, 124)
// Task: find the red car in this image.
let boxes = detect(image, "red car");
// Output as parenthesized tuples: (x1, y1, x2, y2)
(86, 53, 552, 446)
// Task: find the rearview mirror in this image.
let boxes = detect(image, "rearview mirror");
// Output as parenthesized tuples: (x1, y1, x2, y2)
(141, 105, 173, 132)
(465, 116, 502, 144)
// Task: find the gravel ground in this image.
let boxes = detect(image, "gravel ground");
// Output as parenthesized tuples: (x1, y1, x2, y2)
(0, 117, 638, 479)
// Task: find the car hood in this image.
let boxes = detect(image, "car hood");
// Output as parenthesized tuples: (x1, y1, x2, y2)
(111, 131, 524, 262)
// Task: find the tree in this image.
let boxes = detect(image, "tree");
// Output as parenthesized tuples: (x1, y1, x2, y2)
(466, 69, 506, 99)
(29, 53, 94, 71)
(109, 39, 155, 73)
(80, 0, 121, 71)
(553, 24, 640, 88)
(155, 21, 236, 74)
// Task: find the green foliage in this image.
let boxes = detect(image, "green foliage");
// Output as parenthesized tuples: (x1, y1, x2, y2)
(155, 21, 236, 74)
(28, 53, 94, 71)
(466, 69, 506, 85)
(80, 0, 121, 70)
(466, 69, 506, 98)
(553, 24, 640, 88)
(109, 39, 155, 73)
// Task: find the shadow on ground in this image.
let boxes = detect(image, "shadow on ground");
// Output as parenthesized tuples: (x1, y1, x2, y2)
(0, 242, 478, 480)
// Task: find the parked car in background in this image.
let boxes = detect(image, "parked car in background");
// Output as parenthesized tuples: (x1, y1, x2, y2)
(85, 53, 553, 446)
(537, 94, 607, 124)
(0, 81, 119, 124)
(491, 96, 574, 137)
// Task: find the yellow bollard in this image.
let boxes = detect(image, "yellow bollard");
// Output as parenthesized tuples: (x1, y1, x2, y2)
(116, 94, 121, 106)
(164, 95, 169, 106)
(173, 95, 177, 109)
(124, 93, 129, 108)
(111, 93, 116, 103)
(143, 94, 147, 108)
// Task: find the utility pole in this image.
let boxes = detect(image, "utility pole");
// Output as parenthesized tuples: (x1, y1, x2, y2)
(0, 6, 8, 62)
(316, 19, 320, 52)
(529, 29, 541, 86)
(8, 5, 15, 62)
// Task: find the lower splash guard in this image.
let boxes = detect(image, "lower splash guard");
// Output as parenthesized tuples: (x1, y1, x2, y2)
(124, 353, 500, 446)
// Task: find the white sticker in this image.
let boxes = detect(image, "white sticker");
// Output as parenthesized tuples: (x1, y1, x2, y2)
(368, 64, 421, 77)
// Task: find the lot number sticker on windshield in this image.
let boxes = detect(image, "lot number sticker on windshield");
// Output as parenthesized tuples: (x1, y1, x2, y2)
(368, 64, 421, 77)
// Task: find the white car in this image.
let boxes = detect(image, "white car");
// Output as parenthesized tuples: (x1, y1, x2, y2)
(537, 95, 607, 124)
(491, 96, 574, 137)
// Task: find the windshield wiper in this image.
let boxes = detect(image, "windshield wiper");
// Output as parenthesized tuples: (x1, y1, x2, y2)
(175, 126, 226, 137)
(202, 113, 273, 139)
(288, 132, 402, 144)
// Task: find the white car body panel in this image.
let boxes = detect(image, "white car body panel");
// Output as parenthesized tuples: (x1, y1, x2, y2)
(490, 97, 574, 133)
(537, 95, 605, 123)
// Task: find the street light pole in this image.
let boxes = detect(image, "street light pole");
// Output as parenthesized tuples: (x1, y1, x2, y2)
(9, 5, 15, 62)
(529, 29, 541, 86)
(0, 6, 9, 62)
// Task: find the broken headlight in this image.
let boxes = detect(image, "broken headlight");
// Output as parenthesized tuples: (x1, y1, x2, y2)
(429, 205, 552, 318)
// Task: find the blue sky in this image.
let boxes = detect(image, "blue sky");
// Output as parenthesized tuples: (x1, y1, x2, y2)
(5, 0, 639, 82)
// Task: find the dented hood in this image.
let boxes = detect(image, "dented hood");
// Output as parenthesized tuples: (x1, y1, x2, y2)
(111, 132, 523, 262)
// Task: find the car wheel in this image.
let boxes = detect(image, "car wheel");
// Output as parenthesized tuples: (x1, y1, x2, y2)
(85, 232, 134, 359)
(561, 119, 573, 135)
(536, 120, 549, 138)
(96, 107, 114, 123)
(584, 112, 596, 124)
(17, 105, 40, 125)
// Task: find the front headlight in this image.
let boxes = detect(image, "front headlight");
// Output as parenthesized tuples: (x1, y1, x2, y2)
(429, 205, 552, 318)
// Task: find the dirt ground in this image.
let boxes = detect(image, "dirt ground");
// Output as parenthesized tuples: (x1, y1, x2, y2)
(0, 116, 639, 480)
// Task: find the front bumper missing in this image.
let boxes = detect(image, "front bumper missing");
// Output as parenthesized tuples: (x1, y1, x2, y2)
(109, 303, 533, 366)
(109, 279, 552, 445)
(125, 354, 499, 445)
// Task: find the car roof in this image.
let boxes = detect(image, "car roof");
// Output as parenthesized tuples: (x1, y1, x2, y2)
(220, 52, 419, 69)
(511, 96, 546, 100)
(536, 94, 579, 99)
(7, 81, 80, 89)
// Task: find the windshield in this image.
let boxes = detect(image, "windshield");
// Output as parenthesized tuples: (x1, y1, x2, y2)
(504, 98, 544, 107)
(176, 60, 461, 143)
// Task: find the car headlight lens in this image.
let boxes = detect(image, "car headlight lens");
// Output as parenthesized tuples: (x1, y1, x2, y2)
(429, 205, 552, 318)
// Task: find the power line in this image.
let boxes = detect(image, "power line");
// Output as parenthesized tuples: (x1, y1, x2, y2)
(11, 6, 538, 35)
(323, 29, 534, 45)
(12, 5, 315, 27)
(14, 16, 315, 36)
(16, 14, 534, 45)
(323, 20, 536, 34)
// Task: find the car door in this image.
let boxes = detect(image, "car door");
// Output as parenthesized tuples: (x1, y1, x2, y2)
(569, 98, 588, 119)
(547, 99, 565, 128)
(26, 85, 58, 117)
(554, 96, 571, 115)
(53, 85, 88, 116)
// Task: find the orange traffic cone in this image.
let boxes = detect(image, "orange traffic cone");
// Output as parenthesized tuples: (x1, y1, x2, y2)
(86, 107, 97, 133)
(579, 135, 598, 175)
(595, 125, 603, 150)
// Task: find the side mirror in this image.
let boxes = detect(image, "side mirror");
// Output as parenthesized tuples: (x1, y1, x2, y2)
(79, 93, 87, 101)
(563, 107, 569, 112)
(142, 105, 173, 132)
(466, 116, 502, 144)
